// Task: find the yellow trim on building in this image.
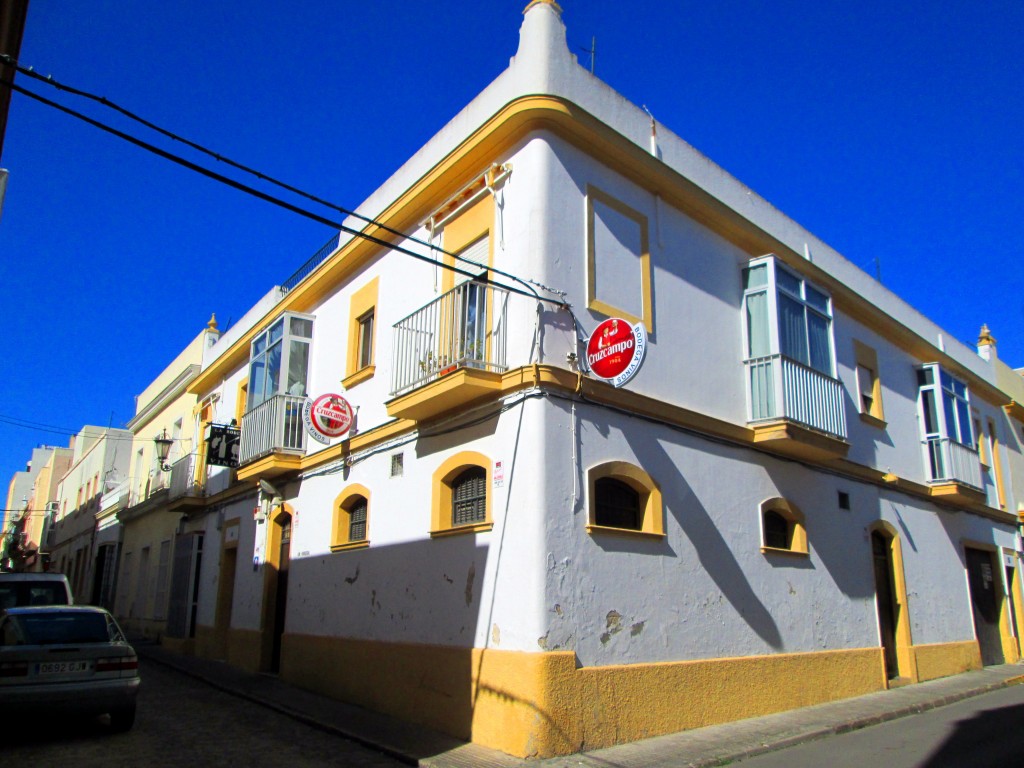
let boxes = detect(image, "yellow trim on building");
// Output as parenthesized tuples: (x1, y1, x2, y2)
(331, 483, 371, 551)
(586, 460, 664, 536)
(870, 520, 918, 683)
(585, 184, 653, 330)
(185, 93, 1011, 414)
(759, 496, 808, 555)
(853, 339, 886, 424)
(279, 634, 883, 758)
(345, 277, 380, 384)
(430, 450, 494, 536)
(909, 641, 981, 682)
(441, 194, 494, 292)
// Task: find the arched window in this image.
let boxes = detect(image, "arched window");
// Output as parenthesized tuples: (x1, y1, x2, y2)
(586, 462, 664, 536)
(431, 452, 493, 536)
(331, 485, 371, 551)
(759, 497, 807, 555)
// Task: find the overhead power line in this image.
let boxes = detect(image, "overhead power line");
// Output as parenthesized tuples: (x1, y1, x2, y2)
(5, 77, 550, 303)
(0, 55, 567, 305)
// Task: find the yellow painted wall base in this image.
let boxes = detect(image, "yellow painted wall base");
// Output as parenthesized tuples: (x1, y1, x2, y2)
(160, 635, 195, 656)
(282, 634, 884, 758)
(910, 641, 982, 682)
(194, 625, 263, 673)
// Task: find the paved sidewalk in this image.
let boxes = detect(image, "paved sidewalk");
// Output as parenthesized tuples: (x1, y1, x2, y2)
(136, 643, 1024, 768)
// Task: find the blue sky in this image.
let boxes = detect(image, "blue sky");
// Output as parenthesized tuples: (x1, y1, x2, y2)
(1, 0, 1021, 487)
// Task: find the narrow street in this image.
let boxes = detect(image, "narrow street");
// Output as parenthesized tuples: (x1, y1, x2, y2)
(731, 683, 1024, 768)
(3, 659, 406, 768)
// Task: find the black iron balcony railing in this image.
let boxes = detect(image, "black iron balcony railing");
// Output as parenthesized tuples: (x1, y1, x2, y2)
(390, 281, 510, 397)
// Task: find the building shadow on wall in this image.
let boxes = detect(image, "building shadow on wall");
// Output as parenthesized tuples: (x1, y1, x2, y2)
(285, 535, 491, 742)
(610, 416, 784, 650)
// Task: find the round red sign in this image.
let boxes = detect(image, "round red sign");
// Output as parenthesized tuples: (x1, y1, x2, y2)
(586, 318, 647, 388)
(309, 393, 354, 438)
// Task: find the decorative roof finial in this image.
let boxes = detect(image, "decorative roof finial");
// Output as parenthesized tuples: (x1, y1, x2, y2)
(207, 313, 219, 331)
(523, 0, 562, 16)
(977, 324, 996, 347)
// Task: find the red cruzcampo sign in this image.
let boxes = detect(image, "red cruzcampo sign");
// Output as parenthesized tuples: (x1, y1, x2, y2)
(302, 393, 354, 444)
(586, 318, 647, 388)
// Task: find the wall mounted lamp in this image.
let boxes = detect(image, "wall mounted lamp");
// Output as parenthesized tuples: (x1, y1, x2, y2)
(154, 429, 174, 472)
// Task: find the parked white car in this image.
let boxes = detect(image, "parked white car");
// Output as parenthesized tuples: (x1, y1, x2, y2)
(0, 573, 74, 608)
(0, 605, 139, 730)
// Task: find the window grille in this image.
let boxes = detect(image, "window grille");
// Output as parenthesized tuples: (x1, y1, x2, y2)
(452, 468, 487, 526)
(348, 499, 367, 541)
(390, 453, 404, 478)
(763, 509, 792, 549)
(594, 477, 641, 529)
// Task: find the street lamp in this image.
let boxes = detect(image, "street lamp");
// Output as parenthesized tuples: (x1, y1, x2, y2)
(154, 429, 174, 471)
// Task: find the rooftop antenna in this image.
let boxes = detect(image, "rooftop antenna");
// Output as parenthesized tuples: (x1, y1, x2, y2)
(580, 37, 596, 74)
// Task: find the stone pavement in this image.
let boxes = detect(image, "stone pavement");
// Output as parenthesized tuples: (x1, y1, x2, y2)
(136, 643, 1024, 768)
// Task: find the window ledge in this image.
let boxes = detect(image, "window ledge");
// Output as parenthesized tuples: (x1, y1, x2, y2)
(586, 524, 666, 539)
(430, 521, 493, 538)
(760, 545, 809, 557)
(859, 412, 887, 430)
(342, 365, 375, 390)
(330, 540, 369, 553)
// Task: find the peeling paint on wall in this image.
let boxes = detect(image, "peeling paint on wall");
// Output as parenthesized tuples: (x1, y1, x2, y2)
(600, 610, 623, 644)
(345, 565, 360, 585)
(492, 623, 501, 645)
(630, 621, 645, 637)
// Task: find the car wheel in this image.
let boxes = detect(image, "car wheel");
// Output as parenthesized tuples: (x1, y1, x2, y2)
(109, 704, 136, 732)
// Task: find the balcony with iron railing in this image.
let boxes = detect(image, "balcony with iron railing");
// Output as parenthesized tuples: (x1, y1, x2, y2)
(388, 281, 510, 422)
(238, 394, 307, 478)
(745, 354, 849, 459)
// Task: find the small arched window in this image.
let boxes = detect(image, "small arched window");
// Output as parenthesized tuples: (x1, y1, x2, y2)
(586, 462, 664, 537)
(759, 497, 807, 555)
(331, 485, 371, 552)
(430, 452, 493, 536)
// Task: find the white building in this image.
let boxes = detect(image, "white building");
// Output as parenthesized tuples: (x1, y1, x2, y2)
(162, 1, 1024, 757)
(49, 426, 132, 604)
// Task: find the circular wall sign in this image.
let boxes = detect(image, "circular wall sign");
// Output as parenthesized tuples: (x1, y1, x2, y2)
(302, 393, 354, 444)
(586, 318, 647, 388)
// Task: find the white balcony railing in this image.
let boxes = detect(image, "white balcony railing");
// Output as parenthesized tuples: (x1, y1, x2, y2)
(924, 437, 983, 490)
(149, 469, 169, 495)
(391, 281, 510, 397)
(168, 454, 202, 501)
(746, 354, 847, 440)
(239, 394, 307, 465)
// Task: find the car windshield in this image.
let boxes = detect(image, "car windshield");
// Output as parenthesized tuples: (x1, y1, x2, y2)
(11, 612, 113, 645)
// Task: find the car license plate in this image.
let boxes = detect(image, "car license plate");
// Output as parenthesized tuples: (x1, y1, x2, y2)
(38, 661, 90, 674)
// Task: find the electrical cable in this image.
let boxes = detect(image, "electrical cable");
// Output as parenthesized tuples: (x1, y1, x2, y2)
(3, 79, 557, 306)
(0, 55, 558, 304)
